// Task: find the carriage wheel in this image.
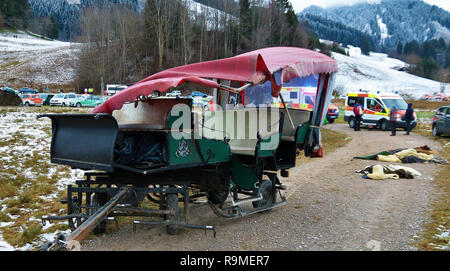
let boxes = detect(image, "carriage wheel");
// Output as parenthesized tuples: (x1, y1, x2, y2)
(166, 193, 180, 235)
(252, 179, 277, 212)
(68, 196, 82, 230)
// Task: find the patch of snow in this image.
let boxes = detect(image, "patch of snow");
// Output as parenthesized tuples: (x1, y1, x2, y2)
(0, 222, 13, 228)
(431, 21, 450, 43)
(362, 23, 372, 35)
(0, 233, 15, 251)
(376, 14, 389, 41)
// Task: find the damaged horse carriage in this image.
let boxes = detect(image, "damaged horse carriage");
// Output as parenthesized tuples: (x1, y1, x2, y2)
(38, 47, 338, 250)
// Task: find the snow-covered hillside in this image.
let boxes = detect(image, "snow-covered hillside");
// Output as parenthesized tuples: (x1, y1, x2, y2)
(332, 46, 444, 98)
(0, 30, 81, 88)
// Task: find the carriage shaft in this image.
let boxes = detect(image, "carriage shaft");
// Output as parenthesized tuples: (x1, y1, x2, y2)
(65, 187, 129, 243)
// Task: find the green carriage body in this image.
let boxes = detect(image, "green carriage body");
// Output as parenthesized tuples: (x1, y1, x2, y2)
(38, 47, 337, 249)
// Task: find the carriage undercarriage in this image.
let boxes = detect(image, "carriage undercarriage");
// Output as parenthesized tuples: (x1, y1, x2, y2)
(40, 170, 287, 251)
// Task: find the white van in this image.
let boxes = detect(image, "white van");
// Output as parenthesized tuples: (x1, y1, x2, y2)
(344, 91, 417, 130)
(106, 85, 128, 96)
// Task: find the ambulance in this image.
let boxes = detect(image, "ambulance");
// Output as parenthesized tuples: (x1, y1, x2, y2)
(272, 86, 317, 110)
(344, 91, 417, 130)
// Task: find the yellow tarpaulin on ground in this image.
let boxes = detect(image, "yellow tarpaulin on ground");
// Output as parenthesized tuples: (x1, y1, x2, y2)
(377, 154, 402, 163)
(367, 164, 399, 180)
(394, 149, 433, 161)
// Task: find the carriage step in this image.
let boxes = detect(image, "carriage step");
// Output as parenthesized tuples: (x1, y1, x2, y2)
(238, 199, 287, 217)
(192, 199, 208, 204)
(231, 194, 263, 206)
(275, 184, 287, 190)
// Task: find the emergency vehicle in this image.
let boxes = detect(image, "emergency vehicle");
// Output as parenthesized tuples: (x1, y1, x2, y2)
(272, 86, 317, 110)
(344, 91, 417, 130)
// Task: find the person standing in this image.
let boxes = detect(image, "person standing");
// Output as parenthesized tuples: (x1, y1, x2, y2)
(353, 102, 363, 131)
(389, 106, 399, 136)
(404, 103, 414, 135)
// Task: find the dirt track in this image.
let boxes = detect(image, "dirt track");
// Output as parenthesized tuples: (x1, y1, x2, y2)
(82, 123, 441, 251)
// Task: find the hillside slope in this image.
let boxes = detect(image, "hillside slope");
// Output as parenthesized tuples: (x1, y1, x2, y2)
(0, 29, 81, 90)
(332, 46, 443, 98)
(0, 27, 442, 97)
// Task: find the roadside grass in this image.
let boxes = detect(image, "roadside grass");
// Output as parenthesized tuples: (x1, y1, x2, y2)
(406, 100, 450, 111)
(416, 111, 435, 119)
(412, 122, 450, 251)
(296, 126, 351, 165)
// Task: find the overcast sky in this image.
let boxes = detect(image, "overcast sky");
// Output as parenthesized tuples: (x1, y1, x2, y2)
(290, 0, 450, 13)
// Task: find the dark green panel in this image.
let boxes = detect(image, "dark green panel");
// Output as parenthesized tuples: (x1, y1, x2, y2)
(296, 123, 310, 145)
(231, 157, 259, 191)
(256, 133, 280, 158)
(168, 132, 202, 166)
(197, 138, 231, 164)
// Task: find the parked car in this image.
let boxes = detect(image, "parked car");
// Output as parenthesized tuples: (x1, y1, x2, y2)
(21, 94, 43, 106)
(166, 90, 182, 97)
(19, 87, 38, 94)
(38, 93, 55, 106)
(50, 93, 77, 107)
(70, 95, 104, 108)
(326, 103, 339, 123)
(189, 91, 208, 98)
(432, 106, 450, 137)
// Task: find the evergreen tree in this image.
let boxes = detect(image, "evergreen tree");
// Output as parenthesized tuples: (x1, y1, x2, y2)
(396, 41, 403, 55)
(238, 0, 251, 51)
(47, 15, 59, 39)
(360, 36, 370, 55)
(422, 58, 439, 79)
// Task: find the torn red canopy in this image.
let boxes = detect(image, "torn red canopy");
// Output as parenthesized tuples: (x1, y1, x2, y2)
(94, 47, 338, 114)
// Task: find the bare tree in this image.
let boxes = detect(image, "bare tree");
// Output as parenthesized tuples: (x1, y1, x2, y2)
(144, 0, 177, 70)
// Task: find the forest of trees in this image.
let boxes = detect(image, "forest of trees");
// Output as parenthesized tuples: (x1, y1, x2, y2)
(0, 0, 31, 28)
(300, 13, 379, 55)
(0, 0, 60, 39)
(75, 0, 322, 92)
(391, 38, 450, 82)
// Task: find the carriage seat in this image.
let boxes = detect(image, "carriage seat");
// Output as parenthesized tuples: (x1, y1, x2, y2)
(113, 98, 191, 131)
(279, 109, 311, 142)
(202, 107, 281, 156)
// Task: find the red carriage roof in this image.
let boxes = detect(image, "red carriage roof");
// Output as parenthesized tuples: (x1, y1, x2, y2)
(93, 47, 338, 114)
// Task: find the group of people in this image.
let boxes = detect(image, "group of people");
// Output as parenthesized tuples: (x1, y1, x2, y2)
(352, 102, 415, 136)
(389, 103, 415, 136)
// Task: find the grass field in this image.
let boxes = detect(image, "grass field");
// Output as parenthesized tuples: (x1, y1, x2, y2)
(0, 106, 89, 250)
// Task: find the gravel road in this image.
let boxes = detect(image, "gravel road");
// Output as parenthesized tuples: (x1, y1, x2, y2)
(82, 123, 441, 251)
